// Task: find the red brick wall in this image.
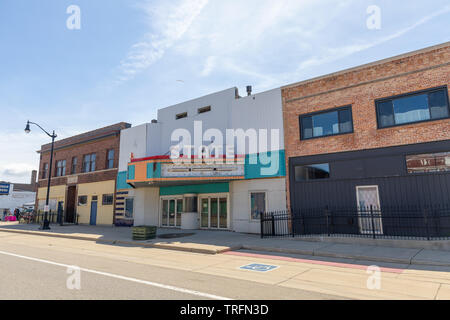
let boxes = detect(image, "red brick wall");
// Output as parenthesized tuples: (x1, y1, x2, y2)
(282, 43, 450, 209)
(38, 134, 121, 188)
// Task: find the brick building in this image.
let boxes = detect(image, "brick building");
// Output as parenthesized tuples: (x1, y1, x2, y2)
(36, 122, 131, 225)
(281, 42, 450, 223)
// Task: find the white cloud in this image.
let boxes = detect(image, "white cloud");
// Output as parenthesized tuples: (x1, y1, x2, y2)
(294, 4, 450, 74)
(115, 0, 209, 84)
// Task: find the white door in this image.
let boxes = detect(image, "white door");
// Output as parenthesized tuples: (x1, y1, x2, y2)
(161, 198, 183, 228)
(356, 186, 383, 235)
(199, 195, 229, 230)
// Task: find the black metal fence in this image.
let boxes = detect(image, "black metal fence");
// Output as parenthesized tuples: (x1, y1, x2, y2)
(21, 210, 79, 226)
(261, 204, 450, 240)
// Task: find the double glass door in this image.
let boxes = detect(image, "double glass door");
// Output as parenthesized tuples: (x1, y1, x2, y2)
(161, 198, 183, 227)
(200, 196, 228, 229)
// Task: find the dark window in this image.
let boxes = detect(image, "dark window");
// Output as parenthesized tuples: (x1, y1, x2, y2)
(198, 106, 211, 114)
(78, 196, 87, 206)
(300, 106, 353, 140)
(295, 163, 330, 182)
(250, 192, 266, 220)
(42, 163, 48, 179)
(107, 149, 115, 169)
(176, 112, 188, 120)
(92, 195, 98, 201)
(83, 154, 96, 173)
(71, 157, 77, 174)
(406, 152, 450, 174)
(102, 194, 114, 205)
(125, 198, 134, 218)
(376, 87, 449, 128)
(56, 160, 66, 177)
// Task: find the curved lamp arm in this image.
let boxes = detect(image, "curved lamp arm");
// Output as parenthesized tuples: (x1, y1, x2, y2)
(25, 121, 57, 139)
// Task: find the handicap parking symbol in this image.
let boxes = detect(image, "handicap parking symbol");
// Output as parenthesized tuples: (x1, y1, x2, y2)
(240, 263, 279, 272)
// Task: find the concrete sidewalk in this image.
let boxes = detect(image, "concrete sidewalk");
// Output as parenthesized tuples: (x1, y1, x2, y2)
(1, 222, 450, 267)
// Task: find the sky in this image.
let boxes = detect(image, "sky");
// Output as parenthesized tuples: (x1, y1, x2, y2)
(0, 0, 449, 183)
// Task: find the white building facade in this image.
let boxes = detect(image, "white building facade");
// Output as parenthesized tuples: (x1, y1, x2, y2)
(0, 183, 36, 215)
(115, 87, 286, 234)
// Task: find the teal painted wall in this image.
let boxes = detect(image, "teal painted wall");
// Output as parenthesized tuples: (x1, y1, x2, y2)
(245, 150, 286, 179)
(127, 165, 135, 180)
(160, 183, 229, 196)
(116, 171, 132, 190)
(147, 162, 161, 179)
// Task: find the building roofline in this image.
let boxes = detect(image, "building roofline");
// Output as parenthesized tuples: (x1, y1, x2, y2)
(157, 87, 239, 113)
(282, 41, 450, 90)
(38, 122, 131, 154)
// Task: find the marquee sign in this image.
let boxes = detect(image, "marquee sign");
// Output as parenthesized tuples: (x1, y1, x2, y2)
(161, 163, 244, 178)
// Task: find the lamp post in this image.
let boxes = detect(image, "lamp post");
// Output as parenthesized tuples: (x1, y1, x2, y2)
(25, 121, 57, 230)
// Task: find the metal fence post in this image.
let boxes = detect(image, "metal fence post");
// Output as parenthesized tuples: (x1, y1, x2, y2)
(423, 208, 430, 240)
(291, 210, 295, 238)
(324, 206, 330, 236)
(370, 205, 376, 239)
(271, 213, 275, 237)
(260, 213, 264, 239)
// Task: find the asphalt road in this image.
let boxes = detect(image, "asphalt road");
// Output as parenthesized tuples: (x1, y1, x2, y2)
(0, 232, 340, 300)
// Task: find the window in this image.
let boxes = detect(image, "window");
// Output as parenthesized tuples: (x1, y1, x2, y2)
(300, 106, 353, 140)
(102, 194, 114, 205)
(42, 163, 48, 179)
(198, 106, 211, 114)
(295, 163, 330, 182)
(106, 149, 115, 169)
(406, 152, 450, 174)
(125, 198, 134, 218)
(176, 112, 188, 120)
(83, 153, 96, 173)
(71, 157, 77, 174)
(250, 192, 266, 220)
(78, 196, 87, 206)
(376, 87, 449, 128)
(56, 160, 66, 177)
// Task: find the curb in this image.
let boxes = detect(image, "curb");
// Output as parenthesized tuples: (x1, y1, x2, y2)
(242, 245, 428, 266)
(2, 228, 449, 266)
(0, 228, 237, 255)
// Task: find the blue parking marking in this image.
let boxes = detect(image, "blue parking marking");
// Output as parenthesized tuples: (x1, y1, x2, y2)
(239, 263, 279, 272)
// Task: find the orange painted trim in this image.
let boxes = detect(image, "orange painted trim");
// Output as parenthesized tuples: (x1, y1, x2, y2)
(127, 176, 245, 184)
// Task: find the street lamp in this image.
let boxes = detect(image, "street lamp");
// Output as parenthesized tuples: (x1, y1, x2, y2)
(25, 120, 57, 230)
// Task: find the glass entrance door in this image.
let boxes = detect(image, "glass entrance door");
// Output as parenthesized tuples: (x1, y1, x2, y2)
(199, 196, 228, 229)
(161, 198, 183, 228)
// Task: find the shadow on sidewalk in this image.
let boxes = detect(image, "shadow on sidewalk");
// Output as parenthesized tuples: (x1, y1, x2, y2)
(1, 222, 450, 274)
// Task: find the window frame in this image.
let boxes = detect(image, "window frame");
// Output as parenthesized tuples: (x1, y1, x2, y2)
(71, 157, 77, 175)
(175, 112, 188, 120)
(42, 163, 49, 179)
(294, 163, 331, 182)
(405, 151, 450, 175)
(106, 149, 115, 169)
(56, 160, 66, 177)
(375, 86, 450, 129)
(102, 194, 114, 206)
(198, 106, 211, 114)
(249, 191, 267, 221)
(82, 153, 96, 173)
(78, 195, 88, 206)
(125, 197, 134, 219)
(299, 105, 354, 141)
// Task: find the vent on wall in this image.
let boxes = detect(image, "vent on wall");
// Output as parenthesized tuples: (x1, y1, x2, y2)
(198, 106, 211, 114)
(176, 112, 188, 120)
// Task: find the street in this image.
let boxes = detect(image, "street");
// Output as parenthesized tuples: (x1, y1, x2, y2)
(0, 231, 339, 300)
(1, 230, 450, 300)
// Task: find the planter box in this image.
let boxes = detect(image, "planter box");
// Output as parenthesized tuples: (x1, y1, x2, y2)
(132, 226, 157, 240)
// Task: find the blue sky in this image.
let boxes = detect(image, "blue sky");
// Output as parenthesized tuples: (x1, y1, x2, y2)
(0, 0, 449, 183)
